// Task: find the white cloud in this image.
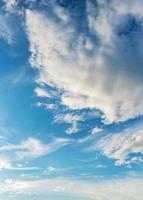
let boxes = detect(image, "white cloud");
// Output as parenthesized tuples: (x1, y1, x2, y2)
(0, 15, 14, 44)
(43, 166, 57, 175)
(93, 124, 143, 165)
(3, 0, 17, 12)
(36, 102, 56, 110)
(34, 87, 52, 98)
(55, 113, 84, 124)
(91, 127, 103, 135)
(10, 166, 42, 171)
(1, 176, 143, 200)
(4, 179, 13, 184)
(55, 113, 84, 134)
(52, 3, 69, 23)
(44, 103, 56, 110)
(0, 137, 72, 160)
(47, 166, 56, 172)
(65, 123, 79, 135)
(0, 157, 12, 170)
(25, 1, 143, 124)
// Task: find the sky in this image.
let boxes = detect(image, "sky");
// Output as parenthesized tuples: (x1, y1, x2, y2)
(0, 0, 143, 199)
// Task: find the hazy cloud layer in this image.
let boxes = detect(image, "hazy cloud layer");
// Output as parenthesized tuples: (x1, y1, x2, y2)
(1, 176, 143, 200)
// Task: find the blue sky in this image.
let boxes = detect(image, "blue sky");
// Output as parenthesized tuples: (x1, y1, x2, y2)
(0, 0, 143, 199)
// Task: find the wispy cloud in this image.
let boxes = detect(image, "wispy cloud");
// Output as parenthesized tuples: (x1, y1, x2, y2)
(0, 137, 72, 161)
(34, 87, 52, 98)
(55, 112, 84, 134)
(91, 127, 103, 135)
(0, 14, 14, 44)
(89, 123, 143, 166)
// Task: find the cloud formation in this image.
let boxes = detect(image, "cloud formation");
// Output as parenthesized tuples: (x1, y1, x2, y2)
(0, 14, 14, 44)
(55, 112, 84, 134)
(0, 137, 72, 161)
(0, 157, 11, 170)
(3, 0, 16, 12)
(25, 0, 143, 124)
(93, 123, 143, 165)
(1, 176, 143, 200)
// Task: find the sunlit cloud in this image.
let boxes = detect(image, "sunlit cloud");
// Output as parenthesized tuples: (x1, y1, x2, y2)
(26, 1, 143, 124)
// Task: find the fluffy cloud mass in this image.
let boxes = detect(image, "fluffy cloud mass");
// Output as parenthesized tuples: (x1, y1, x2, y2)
(25, 0, 143, 124)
